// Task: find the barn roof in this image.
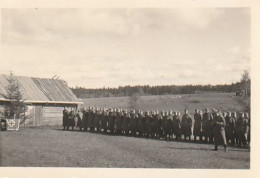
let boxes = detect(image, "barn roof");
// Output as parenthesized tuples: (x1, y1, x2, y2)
(0, 74, 81, 106)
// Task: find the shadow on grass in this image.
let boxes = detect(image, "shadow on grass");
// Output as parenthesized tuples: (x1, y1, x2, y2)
(164, 146, 214, 151)
(164, 146, 249, 152)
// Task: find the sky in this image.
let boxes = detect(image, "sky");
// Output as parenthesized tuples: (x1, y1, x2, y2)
(0, 8, 250, 88)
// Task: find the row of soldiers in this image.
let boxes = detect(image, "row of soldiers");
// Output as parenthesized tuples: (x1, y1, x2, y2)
(63, 107, 250, 150)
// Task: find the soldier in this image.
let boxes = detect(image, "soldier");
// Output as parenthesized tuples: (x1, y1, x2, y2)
(153, 111, 162, 139)
(150, 111, 156, 138)
(137, 110, 145, 137)
(245, 113, 250, 146)
(101, 109, 108, 133)
(108, 109, 115, 134)
(122, 110, 130, 135)
(82, 108, 89, 131)
(88, 107, 95, 132)
(231, 112, 238, 144)
(68, 110, 76, 130)
(181, 109, 192, 141)
(162, 111, 168, 139)
(212, 111, 227, 151)
(173, 111, 182, 140)
(165, 111, 173, 140)
(76, 109, 83, 131)
(132, 110, 139, 137)
(144, 111, 152, 138)
(115, 109, 123, 135)
(94, 108, 101, 132)
(193, 109, 203, 142)
(202, 109, 212, 143)
(235, 112, 249, 147)
(225, 111, 236, 145)
(62, 108, 69, 130)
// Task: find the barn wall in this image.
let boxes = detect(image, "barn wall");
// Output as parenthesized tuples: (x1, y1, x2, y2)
(1, 104, 76, 126)
(42, 106, 63, 126)
(23, 106, 64, 126)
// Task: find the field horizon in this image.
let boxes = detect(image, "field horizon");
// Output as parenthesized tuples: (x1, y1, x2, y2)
(81, 92, 248, 113)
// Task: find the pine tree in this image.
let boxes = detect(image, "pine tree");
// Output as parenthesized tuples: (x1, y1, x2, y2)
(3, 72, 27, 119)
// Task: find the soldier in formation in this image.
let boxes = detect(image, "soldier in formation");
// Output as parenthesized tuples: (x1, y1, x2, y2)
(62, 107, 250, 150)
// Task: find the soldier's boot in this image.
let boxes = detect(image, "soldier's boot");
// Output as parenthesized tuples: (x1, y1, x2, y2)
(189, 136, 191, 141)
(224, 145, 227, 152)
(194, 137, 196, 142)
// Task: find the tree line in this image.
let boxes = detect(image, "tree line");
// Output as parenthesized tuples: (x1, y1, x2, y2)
(71, 80, 249, 99)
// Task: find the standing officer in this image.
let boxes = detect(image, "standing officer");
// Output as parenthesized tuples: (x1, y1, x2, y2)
(212, 111, 227, 151)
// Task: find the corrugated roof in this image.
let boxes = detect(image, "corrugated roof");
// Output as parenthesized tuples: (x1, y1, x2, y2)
(0, 74, 80, 105)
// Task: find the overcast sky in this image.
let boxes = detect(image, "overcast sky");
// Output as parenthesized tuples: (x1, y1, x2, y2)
(1, 8, 250, 88)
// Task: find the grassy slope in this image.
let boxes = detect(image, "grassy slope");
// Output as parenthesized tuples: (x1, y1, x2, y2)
(0, 127, 249, 168)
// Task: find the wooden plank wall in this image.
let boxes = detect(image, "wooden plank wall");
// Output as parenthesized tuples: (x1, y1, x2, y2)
(23, 106, 64, 126)
(42, 106, 63, 126)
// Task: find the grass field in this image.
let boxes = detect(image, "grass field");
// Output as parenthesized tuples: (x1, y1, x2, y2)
(82, 93, 245, 113)
(0, 127, 249, 168)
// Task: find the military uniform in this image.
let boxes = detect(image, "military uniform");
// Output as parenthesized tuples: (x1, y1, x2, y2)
(173, 112, 182, 140)
(137, 113, 145, 137)
(101, 111, 108, 133)
(235, 113, 249, 147)
(165, 113, 173, 140)
(108, 111, 115, 134)
(82, 109, 89, 131)
(115, 112, 123, 134)
(95, 111, 101, 132)
(212, 112, 227, 151)
(76, 111, 83, 131)
(225, 112, 236, 144)
(144, 113, 152, 137)
(122, 112, 130, 135)
(88, 110, 95, 131)
(181, 111, 192, 140)
(202, 110, 213, 143)
(62, 109, 69, 130)
(153, 113, 162, 139)
(67, 111, 76, 130)
(193, 110, 203, 142)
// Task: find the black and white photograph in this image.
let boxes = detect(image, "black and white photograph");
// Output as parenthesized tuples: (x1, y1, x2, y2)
(0, 2, 256, 174)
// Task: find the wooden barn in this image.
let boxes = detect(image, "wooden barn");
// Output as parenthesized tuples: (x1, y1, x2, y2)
(0, 74, 82, 126)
